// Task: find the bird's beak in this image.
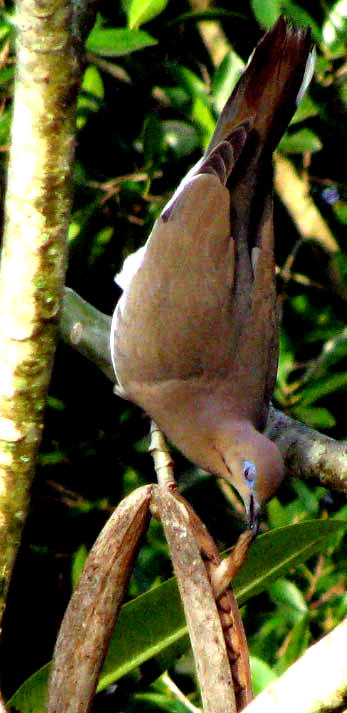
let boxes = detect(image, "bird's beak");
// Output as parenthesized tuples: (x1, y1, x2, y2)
(247, 494, 261, 535)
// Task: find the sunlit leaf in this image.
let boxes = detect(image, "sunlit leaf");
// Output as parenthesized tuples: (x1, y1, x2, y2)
(0, 109, 11, 147)
(162, 120, 199, 158)
(169, 64, 206, 99)
(121, 0, 132, 14)
(251, 656, 277, 695)
(266, 497, 292, 529)
(250, 0, 281, 27)
(8, 664, 50, 713)
(291, 94, 319, 125)
(281, 1, 321, 43)
(9, 521, 345, 712)
(279, 128, 322, 154)
(269, 578, 308, 620)
(212, 50, 244, 113)
(235, 521, 345, 604)
(323, 0, 347, 57)
(86, 27, 158, 56)
(77, 65, 104, 129)
(276, 614, 310, 674)
(0, 65, 14, 85)
(127, 0, 169, 29)
(291, 480, 326, 515)
(291, 405, 336, 429)
(333, 202, 347, 225)
(299, 372, 347, 406)
(46, 396, 65, 411)
(192, 96, 215, 149)
(71, 544, 88, 590)
(88, 226, 114, 265)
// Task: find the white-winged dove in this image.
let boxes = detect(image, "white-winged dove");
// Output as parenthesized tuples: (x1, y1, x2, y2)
(111, 17, 315, 529)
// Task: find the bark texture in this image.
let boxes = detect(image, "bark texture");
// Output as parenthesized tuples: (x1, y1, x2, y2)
(0, 0, 80, 624)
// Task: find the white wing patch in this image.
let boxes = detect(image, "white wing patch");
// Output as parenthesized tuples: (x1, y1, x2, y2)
(114, 153, 207, 294)
(114, 244, 147, 291)
(296, 47, 316, 106)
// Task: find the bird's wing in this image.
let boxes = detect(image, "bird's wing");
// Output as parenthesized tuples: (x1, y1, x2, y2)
(112, 16, 314, 420)
(233, 193, 279, 429)
(113, 168, 238, 388)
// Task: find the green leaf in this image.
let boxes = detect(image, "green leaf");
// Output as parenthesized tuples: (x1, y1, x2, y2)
(98, 580, 188, 690)
(299, 372, 347, 406)
(0, 109, 11, 147)
(77, 65, 104, 129)
(158, 86, 190, 111)
(169, 64, 206, 100)
(192, 95, 215, 149)
(250, 0, 281, 27)
(307, 327, 347, 374)
(235, 520, 345, 604)
(212, 50, 244, 113)
(143, 113, 164, 168)
(88, 226, 114, 265)
(127, 0, 169, 30)
(290, 94, 319, 125)
(162, 120, 199, 158)
(8, 663, 50, 713)
(291, 480, 324, 515)
(323, 0, 347, 58)
(46, 396, 65, 411)
(281, 1, 321, 43)
(279, 128, 322, 154)
(86, 27, 158, 56)
(333, 201, 347, 225)
(0, 15, 12, 42)
(0, 64, 14, 86)
(269, 579, 308, 620)
(38, 450, 66, 466)
(71, 544, 88, 590)
(330, 255, 347, 293)
(291, 405, 336, 429)
(82, 65, 104, 99)
(120, 0, 132, 15)
(276, 614, 310, 674)
(8, 520, 345, 712)
(167, 9, 248, 27)
(276, 330, 296, 394)
(250, 656, 277, 695)
(266, 497, 292, 529)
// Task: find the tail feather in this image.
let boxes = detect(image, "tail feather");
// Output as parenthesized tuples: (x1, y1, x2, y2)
(207, 16, 314, 156)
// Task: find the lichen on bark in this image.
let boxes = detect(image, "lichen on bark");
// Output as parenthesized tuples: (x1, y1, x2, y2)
(0, 0, 81, 626)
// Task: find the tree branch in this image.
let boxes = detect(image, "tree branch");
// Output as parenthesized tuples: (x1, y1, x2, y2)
(60, 287, 347, 496)
(266, 408, 347, 494)
(61, 287, 113, 380)
(244, 617, 347, 713)
(0, 0, 82, 627)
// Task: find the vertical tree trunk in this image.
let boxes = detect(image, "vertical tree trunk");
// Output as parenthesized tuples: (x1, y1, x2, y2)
(0, 0, 80, 627)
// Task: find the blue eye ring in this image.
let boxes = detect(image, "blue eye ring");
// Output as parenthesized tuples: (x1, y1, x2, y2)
(243, 460, 257, 489)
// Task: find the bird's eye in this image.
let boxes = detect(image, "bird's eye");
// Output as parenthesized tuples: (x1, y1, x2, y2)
(243, 460, 257, 489)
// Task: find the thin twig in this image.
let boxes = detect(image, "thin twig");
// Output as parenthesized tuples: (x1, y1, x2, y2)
(160, 672, 202, 713)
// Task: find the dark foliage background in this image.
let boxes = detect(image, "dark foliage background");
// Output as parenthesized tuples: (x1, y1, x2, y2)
(0, 0, 346, 710)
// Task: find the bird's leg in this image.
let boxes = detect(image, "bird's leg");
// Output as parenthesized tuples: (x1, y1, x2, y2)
(148, 423, 253, 710)
(149, 420, 177, 489)
(209, 530, 255, 599)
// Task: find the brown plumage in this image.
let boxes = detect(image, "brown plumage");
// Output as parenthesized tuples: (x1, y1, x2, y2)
(111, 17, 315, 528)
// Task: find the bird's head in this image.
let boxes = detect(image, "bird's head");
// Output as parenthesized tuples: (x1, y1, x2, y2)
(215, 422, 284, 532)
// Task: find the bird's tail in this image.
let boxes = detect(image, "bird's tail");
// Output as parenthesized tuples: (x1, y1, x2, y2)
(207, 16, 315, 156)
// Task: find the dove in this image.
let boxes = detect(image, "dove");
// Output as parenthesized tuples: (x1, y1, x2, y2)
(110, 17, 315, 529)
